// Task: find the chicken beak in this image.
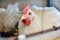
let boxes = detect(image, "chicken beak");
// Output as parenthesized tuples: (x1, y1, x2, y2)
(21, 16, 26, 20)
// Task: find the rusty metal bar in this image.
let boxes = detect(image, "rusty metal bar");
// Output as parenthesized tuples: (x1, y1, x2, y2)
(26, 26, 60, 38)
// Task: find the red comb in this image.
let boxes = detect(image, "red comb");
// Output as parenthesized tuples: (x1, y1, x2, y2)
(22, 3, 30, 14)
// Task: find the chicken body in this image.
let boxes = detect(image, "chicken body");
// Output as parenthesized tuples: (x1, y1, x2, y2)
(0, 3, 20, 32)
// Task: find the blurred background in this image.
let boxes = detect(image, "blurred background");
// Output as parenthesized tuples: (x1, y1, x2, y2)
(0, 0, 60, 11)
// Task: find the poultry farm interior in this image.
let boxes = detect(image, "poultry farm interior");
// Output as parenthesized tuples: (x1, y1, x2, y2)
(0, 0, 60, 40)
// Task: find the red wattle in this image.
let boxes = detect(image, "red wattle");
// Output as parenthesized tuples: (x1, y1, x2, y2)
(22, 19, 31, 25)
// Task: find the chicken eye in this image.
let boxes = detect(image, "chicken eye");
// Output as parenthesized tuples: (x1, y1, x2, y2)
(29, 12, 31, 15)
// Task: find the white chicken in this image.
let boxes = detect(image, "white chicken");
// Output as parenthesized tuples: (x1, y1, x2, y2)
(31, 6, 60, 30)
(18, 4, 42, 35)
(4, 3, 20, 32)
(0, 3, 20, 32)
(18, 5, 60, 40)
(0, 8, 6, 32)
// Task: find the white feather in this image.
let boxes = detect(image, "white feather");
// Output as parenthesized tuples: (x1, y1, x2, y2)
(18, 8, 42, 34)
